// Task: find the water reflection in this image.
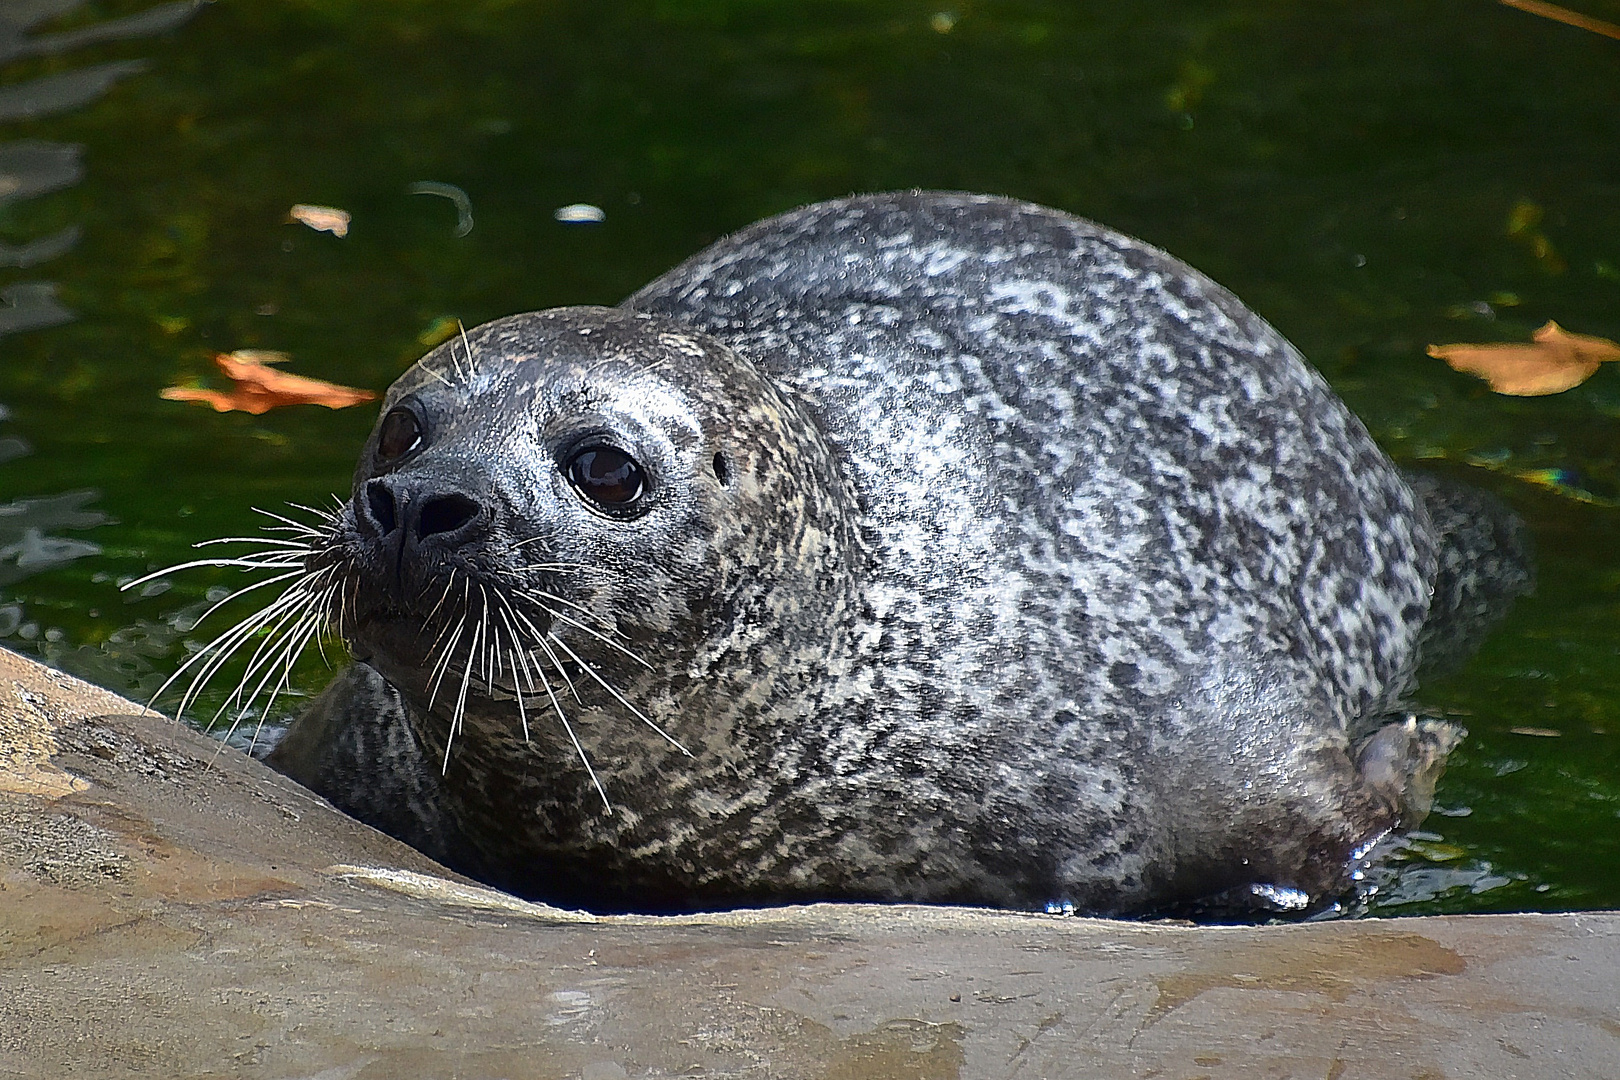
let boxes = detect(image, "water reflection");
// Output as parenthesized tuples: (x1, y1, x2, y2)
(0, 221, 77, 268)
(0, 488, 103, 586)
(0, 1, 197, 63)
(0, 2, 202, 662)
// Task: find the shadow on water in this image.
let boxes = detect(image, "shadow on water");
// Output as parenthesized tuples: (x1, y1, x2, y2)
(0, 0, 1616, 916)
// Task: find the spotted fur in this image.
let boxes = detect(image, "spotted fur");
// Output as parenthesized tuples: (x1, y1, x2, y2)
(267, 192, 1521, 914)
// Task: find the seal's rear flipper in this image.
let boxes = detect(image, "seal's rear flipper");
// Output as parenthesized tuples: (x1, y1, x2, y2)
(1404, 470, 1535, 679)
(1354, 714, 1466, 827)
(1149, 716, 1466, 922)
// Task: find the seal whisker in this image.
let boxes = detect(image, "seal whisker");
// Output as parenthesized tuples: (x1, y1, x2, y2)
(503, 539, 605, 570)
(154, 580, 320, 719)
(309, 578, 342, 669)
(425, 617, 466, 713)
(508, 582, 631, 638)
(203, 581, 326, 721)
(547, 632, 690, 756)
(422, 576, 458, 629)
(337, 573, 358, 644)
(179, 599, 312, 732)
(155, 609, 278, 719)
(419, 573, 464, 657)
(213, 599, 327, 743)
(442, 602, 486, 773)
(190, 548, 311, 563)
(194, 536, 320, 551)
(400, 331, 456, 388)
(121, 556, 304, 591)
(524, 596, 652, 670)
(491, 603, 533, 741)
(531, 631, 581, 703)
(476, 584, 496, 698)
(424, 575, 472, 701)
(408, 352, 454, 389)
(198, 574, 336, 716)
(189, 569, 308, 627)
(124, 500, 347, 742)
(425, 577, 475, 712)
(253, 505, 338, 536)
(498, 580, 613, 629)
(552, 698, 613, 814)
(286, 500, 342, 521)
(526, 627, 579, 705)
(501, 603, 581, 701)
(422, 611, 461, 667)
(492, 590, 612, 812)
(512, 557, 614, 580)
(455, 319, 476, 382)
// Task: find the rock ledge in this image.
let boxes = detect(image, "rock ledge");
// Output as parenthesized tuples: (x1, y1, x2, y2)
(2, 646, 1615, 1079)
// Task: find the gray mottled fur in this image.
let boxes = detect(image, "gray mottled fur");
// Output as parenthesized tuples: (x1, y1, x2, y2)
(266, 192, 1528, 914)
(1401, 470, 1534, 678)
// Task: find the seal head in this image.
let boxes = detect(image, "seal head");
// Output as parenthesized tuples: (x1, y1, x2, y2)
(302, 306, 866, 907)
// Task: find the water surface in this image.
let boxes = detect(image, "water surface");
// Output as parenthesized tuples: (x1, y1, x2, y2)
(2, 0, 1618, 914)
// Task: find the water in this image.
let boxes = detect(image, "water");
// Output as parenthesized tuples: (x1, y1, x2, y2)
(1, 0, 1617, 915)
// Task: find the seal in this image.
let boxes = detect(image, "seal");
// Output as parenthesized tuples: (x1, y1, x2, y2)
(260, 191, 1529, 915)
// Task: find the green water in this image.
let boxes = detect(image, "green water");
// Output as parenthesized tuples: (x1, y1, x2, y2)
(2, 0, 1618, 915)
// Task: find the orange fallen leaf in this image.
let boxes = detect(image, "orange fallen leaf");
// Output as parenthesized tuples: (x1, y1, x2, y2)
(162, 351, 377, 415)
(288, 203, 351, 237)
(1499, 0, 1620, 42)
(220, 349, 291, 365)
(1428, 320, 1620, 396)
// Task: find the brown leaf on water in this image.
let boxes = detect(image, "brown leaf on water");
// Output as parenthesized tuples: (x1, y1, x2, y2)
(1499, 0, 1620, 42)
(288, 203, 350, 237)
(219, 349, 291, 366)
(1428, 320, 1620, 396)
(162, 350, 377, 415)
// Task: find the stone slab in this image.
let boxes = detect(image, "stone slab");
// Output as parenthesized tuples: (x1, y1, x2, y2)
(1, 645, 1616, 1079)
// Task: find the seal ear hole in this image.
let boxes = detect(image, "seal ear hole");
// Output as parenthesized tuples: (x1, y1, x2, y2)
(712, 452, 730, 486)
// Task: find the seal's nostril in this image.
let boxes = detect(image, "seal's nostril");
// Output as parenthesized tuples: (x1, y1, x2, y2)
(366, 479, 398, 534)
(416, 493, 480, 539)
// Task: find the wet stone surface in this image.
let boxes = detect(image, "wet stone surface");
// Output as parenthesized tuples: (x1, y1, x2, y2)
(1, 644, 1618, 1079)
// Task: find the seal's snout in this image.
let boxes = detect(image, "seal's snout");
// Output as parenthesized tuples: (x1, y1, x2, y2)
(363, 479, 398, 534)
(355, 475, 492, 574)
(415, 492, 482, 539)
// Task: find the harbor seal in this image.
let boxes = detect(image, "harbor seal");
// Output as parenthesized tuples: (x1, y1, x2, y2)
(262, 191, 1528, 915)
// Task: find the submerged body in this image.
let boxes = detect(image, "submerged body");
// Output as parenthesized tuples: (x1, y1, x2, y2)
(267, 192, 1526, 914)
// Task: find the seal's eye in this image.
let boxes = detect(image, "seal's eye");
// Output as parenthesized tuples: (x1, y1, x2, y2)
(377, 408, 422, 463)
(568, 445, 645, 509)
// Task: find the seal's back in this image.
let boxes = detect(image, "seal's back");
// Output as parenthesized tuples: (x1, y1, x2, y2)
(627, 191, 1451, 908)
(631, 193, 1434, 728)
